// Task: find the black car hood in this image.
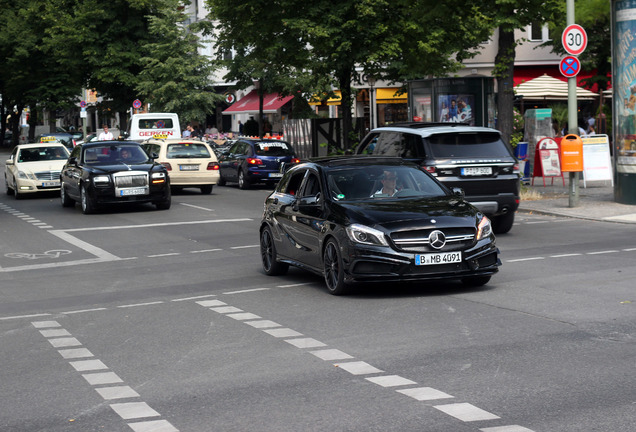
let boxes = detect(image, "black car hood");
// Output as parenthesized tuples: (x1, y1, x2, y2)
(88, 162, 156, 173)
(338, 196, 479, 230)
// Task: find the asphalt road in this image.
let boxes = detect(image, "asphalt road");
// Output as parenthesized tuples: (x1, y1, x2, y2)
(0, 175, 634, 432)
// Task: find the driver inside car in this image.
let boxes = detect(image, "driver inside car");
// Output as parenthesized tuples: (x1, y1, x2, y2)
(371, 170, 399, 197)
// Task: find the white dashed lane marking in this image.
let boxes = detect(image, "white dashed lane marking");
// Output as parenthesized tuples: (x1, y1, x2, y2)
(0, 203, 54, 229)
(31, 320, 180, 431)
(196, 298, 534, 431)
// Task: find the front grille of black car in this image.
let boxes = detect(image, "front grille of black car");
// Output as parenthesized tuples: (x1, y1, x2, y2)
(113, 173, 148, 188)
(35, 171, 61, 181)
(390, 228, 475, 252)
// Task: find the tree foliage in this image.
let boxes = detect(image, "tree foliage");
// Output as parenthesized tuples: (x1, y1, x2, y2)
(542, 0, 611, 93)
(0, 0, 218, 143)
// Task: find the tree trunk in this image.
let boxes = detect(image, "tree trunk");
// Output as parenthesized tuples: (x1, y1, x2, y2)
(48, 109, 57, 133)
(494, 27, 516, 148)
(258, 79, 264, 139)
(338, 71, 353, 150)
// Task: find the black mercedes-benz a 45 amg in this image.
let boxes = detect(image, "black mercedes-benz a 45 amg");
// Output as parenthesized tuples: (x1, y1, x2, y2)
(260, 156, 501, 295)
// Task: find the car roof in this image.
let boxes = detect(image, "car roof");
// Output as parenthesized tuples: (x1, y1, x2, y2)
(17, 142, 68, 149)
(39, 132, 73, 137)
(240, 138, 290, 145)
(82, 141, 139, 148)
(369, 123, 501, 137)
(143, 138, 210, 145)
(296, 156, 415, 169)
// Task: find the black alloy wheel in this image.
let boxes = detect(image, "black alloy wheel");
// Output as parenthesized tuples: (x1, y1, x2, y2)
(80, 184, 95, 214)
(260, 226, 289, 276)
(323, 239, 349, 295)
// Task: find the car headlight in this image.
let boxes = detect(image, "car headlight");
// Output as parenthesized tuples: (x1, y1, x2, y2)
(346, 224, 389, 246)
(17, 170, 36, 180)
(476, 215, 493, 240)
(93, 175, 110, 184)
(151, 172, 166, 179)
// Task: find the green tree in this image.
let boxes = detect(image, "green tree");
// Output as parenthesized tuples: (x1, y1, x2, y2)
(137, 0, 222, 125)
(485, 0, 560, 146)
(543, 0, 611, 93)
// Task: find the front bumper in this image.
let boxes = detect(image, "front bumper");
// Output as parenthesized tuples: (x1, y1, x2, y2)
(16, 178, 61, 193)
(342, 239, 500, 283)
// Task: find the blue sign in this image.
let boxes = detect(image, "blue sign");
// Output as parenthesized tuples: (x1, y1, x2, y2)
(560, 56, 581, 78)
(133, 99, 142, 109)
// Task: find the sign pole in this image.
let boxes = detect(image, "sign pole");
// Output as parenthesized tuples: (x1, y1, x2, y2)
(82, 88, 88, 140)
(566, 0, 579, 207)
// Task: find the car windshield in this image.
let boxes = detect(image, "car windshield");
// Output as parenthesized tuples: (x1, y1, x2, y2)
(18, 146, 68, 162)
(426, 132, 512, 158)
(254, 141, 294, 156)
(326, 165, 447, 201)
(166, 143, 211, 158)
(84, 145, 149, 165)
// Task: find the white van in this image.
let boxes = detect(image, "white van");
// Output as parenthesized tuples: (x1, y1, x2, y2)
(126, 113, 181, 142)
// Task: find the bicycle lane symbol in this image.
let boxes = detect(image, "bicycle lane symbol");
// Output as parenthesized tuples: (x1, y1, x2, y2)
(4, 250, 72, 260)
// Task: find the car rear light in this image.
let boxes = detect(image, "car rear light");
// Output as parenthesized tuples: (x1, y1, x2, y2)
(247, 158, 263, 165)
(291, 158, 300, 164)
(207, 162, 219, 170)
(513, 162, 520, 174)
(423, 165, 436, 175)
(72, 139, 77, 147)
(162, 162, 172, 171)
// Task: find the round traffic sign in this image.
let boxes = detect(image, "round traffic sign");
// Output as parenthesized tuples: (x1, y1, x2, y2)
(133, 99, 142, 109)
(225, 94, 235, 104)
(560, 56, 581, 78)
(80, 100, 86, 108)
(562, 24, 587, 56)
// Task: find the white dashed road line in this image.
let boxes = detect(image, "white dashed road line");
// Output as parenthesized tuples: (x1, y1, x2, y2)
(31, 320, 179, 432)
(195, 298, 535, 431)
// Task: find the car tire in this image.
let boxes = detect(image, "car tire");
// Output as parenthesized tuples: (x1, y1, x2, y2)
(238, 170, 250, 190)
(492, 212, 515, 234)
(60, 183, 74, 207)
(80, 183, 96, 214)
(323, 239, 349, 295)
(200, 185, 213, 194)
(217, 176, 226, 186)
(13, 180, 22, 200)
(461, 275, 491, 287)
(155, 194, 171, 210)
(260, 226, 289, 276)
(5, 176, 14, 195)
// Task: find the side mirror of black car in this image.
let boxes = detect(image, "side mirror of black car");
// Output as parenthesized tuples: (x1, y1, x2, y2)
(451, 187, 465, 197)
(299, 192, 322, 208)
(150, 152, 159, 159)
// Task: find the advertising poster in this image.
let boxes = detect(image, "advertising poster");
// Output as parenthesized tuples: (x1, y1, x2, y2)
(437, 94, 475, 125)
(614, 0, 636, 173)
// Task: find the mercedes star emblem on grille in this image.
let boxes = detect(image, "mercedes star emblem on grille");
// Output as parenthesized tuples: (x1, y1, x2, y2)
(428, 230, 446, 249)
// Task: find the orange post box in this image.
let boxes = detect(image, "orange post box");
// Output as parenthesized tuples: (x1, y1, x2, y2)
(560, 134, 584, 172)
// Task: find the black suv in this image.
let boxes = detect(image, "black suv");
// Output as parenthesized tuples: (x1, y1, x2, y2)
(355, 123, 520, 233)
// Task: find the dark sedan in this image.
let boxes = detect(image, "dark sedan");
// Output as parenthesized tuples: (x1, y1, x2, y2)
(260, 157, 500, 295)
(60, 141, 171, 214)
(217, 138, 299, 189)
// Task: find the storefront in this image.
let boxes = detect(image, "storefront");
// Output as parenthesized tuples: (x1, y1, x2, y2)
(408, 77, 496, 128)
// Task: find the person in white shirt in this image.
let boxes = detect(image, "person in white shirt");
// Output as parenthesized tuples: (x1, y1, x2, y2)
(98, 125, 114, 141)
(372, 170, 399, 197)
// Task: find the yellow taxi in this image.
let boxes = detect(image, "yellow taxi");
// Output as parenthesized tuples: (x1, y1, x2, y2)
(142, 137, 220, 194)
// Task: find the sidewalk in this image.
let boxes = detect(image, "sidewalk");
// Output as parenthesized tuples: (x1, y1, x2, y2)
(518, 176, 636, 224)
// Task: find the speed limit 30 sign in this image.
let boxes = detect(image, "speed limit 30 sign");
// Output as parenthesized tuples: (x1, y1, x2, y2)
(562, 24, 587, 56)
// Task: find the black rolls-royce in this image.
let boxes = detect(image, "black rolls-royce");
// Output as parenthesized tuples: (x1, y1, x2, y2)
(60, 141, 171, 214)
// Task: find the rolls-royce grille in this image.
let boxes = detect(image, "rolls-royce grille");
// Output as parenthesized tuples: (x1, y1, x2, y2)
(35, 171, 60, 181)
(390, 228, 475, 252)
(113, 173, 148, 188)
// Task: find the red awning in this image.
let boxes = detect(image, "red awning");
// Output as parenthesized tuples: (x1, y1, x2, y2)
(223, 90, 293, 114)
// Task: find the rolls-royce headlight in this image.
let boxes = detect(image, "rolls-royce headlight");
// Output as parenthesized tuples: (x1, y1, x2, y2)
(93, 175, 110, 184)
(476, 216, 492, 240)
(346, 224, 388, 246)
(151, 172, 166, 179)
